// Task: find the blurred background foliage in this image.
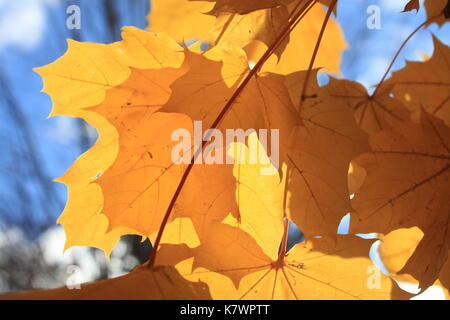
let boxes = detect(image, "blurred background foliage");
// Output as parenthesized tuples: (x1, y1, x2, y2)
(0, 0, 448, 293)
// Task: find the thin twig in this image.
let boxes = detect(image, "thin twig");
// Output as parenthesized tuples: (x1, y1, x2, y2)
(372, 13, 443, 97)
(299, 0, 338, 111)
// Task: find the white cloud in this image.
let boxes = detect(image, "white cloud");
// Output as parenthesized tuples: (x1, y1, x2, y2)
(395, 280, 447, 300)
(411, 285, 447, 300)
(380, 0, 410, 12)
(50, 117, 82, 144)
(0, 0, 56, 50)
(38, 226, 130, 287)
(39, 226, 102, 285)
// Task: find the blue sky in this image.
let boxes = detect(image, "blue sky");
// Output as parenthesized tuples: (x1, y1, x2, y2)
(0, 0, 448, 237)
(0, 0, 149, 234)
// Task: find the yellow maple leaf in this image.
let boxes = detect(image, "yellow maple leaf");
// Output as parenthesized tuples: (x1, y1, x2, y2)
(149, 0, 215, 42)
(387, 36, 450, 126)
(202, 0, 294, 16)
(350, 112, 450, 292)
(160, 44, 301, 169)
(319, 78, 411, 135)
(149, 0, 346, 73)
(244, 3, 346, 75)
(34, 27, 185, 254)
(286, 78, 371, 237)
(152, 136, 407, 299)
(0, 265, 211, 300)
(379, 227, 450, 299)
